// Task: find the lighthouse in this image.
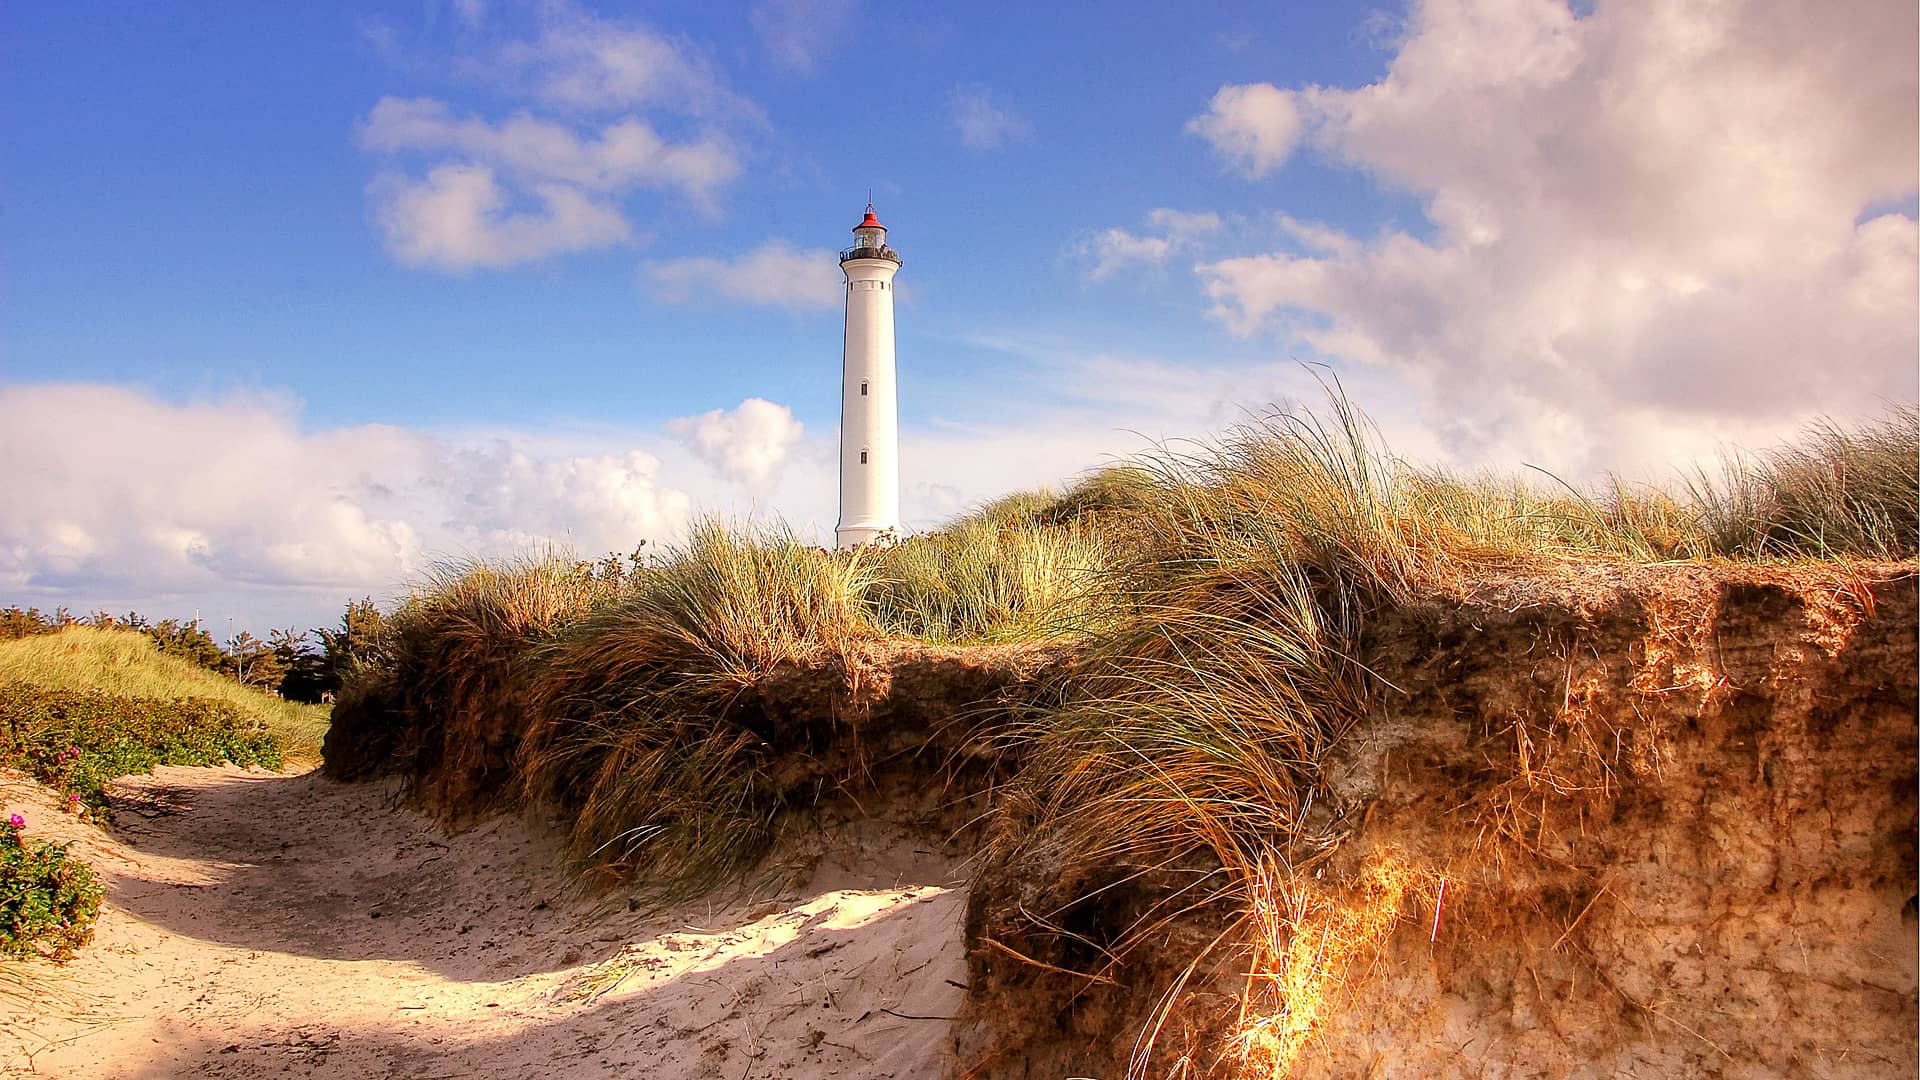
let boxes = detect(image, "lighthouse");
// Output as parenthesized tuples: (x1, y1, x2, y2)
(835, 204, 902, 548)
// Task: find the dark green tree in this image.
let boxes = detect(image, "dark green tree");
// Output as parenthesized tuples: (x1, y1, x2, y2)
(271, 628, 330, 703)
(145, 619, 226, 672)
(0, 607, 51, 640)
(315, 597, 388, 695)
(223, 631, 286, 692)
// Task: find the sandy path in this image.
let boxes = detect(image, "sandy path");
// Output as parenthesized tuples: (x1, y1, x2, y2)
(0, 766, 970, 1079)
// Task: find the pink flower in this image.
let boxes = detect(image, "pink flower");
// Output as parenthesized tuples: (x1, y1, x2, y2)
(69, 794, 81, 803)
(8, 814, 23, 829)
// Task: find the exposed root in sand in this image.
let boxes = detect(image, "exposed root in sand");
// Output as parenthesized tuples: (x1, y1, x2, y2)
(0, 765, 968, 1079)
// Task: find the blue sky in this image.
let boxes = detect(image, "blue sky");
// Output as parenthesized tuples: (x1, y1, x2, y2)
(5, 3, 1410, 431)
(3, 0, 1915, 632)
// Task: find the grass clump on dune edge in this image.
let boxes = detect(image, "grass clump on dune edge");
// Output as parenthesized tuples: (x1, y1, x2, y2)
(864, 494, 1119, 643)
(0, 627, 326, 761)
(326, 548, 632, 797)
(336, 515, 1115, 896)
(517, 523, 874, 893)
(981, 396, 1913, 1075)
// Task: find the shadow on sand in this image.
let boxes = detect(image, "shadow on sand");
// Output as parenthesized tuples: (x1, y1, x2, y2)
(107, 860, 970, 1079)
(98, 767, 959, 984)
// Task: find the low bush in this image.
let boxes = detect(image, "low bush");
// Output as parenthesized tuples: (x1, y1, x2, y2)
(0, 683, 282, 810)
(0, 817, 102, 962)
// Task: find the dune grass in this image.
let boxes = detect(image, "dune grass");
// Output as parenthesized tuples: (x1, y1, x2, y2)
(517, 522, 876, 893)
(863, 494, 1119, 643)
(0, 628, 330, 761)
(347, 516, 1121, 895)
(1690, 406, 1919, 560)
(333, 395, 1916, 987)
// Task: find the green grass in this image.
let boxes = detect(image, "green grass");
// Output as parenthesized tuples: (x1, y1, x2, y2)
(1689, 406, 1920, 560)
(863, 495, 1119, 643)
(0, 627, 330, 761)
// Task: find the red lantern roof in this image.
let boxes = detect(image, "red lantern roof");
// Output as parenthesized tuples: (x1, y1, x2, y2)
(853, 203, 886, 232)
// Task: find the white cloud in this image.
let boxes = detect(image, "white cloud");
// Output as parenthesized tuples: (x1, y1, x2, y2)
(1188, 0, 1917, 472)
(950, 85, 1032, 150)
(359, 97, 740, 272)
(368, 164, 633, 271)
(0, 385, 694, 628)
(1083, 208, 1222, 279)
(363, 97, 739, 200)
(1186, 82, 1302, 177)
(1, 358, 1392, 631)
(643, 241, 844, 310)
(750, 0, 857, 74)
(1274, 213, 1356, 257)
(668, 398, 807, 487)
(451, 0, 485, 30)
(497, 7, 749, 118)
(14, 328, 1845, 635)
(362, 8, 754, 273)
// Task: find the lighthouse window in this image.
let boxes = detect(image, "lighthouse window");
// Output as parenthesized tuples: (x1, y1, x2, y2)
(860, 449, 868, 464)
(860, 380, 868, 396)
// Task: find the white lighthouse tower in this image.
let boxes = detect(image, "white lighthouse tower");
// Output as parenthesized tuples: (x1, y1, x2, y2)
(835, 204, 902, 548)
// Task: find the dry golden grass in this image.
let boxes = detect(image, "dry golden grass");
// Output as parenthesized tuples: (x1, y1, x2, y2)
(1226, 853, 1440, 1078)
(513, 522, 873, 894)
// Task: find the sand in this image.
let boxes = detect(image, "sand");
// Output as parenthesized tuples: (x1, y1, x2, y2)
(0, 766, 970, 1079)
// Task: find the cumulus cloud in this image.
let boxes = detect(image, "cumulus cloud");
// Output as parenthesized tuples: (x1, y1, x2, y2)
(496, 7, 749, 118)
(361, 97, 741, 270)
(0, 385, 693, 626)
(1186, 83, 1302, 177)
(363, 8, 751, 272)
(668, 398, 807, 487)
(363, 97, 739, 199)
(643, 241, 844, 310)
(1186, 0, 1917, 473)
(950, 85, 1032, 150)
(21, 360, 1379, 631)
(750, 0, 857, 73)
(368, 163, 633, 271)
(1084, 208, 1223, 279)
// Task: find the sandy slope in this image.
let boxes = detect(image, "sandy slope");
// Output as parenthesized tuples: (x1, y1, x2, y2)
(0, 766, 969, 1079)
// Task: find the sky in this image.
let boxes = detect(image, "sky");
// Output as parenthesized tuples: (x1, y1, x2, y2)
(2, 0, 1915, 635)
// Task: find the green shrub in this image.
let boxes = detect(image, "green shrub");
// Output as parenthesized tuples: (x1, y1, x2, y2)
(0, 820, 102, 962)
(0, 683, 283, 810)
